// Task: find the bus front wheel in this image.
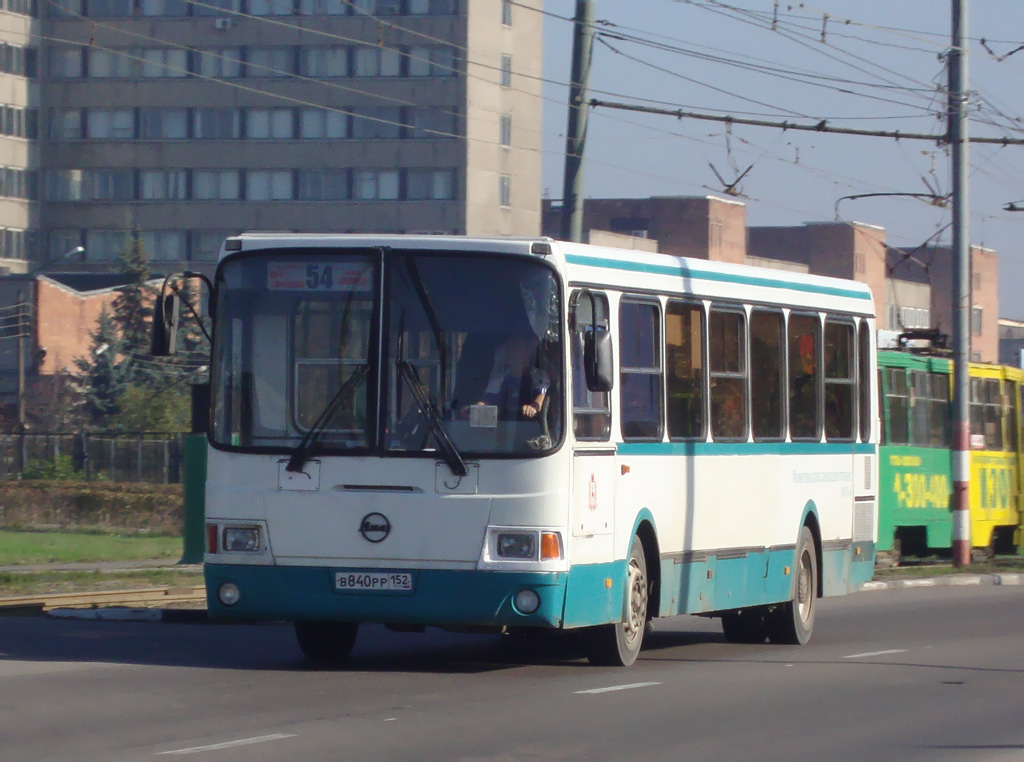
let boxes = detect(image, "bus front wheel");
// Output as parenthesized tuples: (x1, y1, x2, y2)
(584, 539, 649, 667)
(295, 621, 359, 665)
(766, 526, 817, 645)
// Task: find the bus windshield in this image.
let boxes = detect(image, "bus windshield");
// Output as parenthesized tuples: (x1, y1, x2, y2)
(211, 249, 563, 457)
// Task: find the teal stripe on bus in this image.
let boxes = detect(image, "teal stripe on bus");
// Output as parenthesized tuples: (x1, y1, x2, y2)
(564, 253, 873, 302)
(616, 441, 876, 456)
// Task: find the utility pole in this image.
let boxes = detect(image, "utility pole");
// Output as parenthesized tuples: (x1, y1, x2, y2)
(559, 0, 594, 242)
(949, 0, 971, 568)
(16, 289, 25, 431)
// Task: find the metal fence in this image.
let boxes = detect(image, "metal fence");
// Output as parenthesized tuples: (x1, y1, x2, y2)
(0, 432, 186, 484)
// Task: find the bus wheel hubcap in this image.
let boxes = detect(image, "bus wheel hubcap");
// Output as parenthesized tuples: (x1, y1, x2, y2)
(796, 551, 812, 622)
(624, 558, 647, 644)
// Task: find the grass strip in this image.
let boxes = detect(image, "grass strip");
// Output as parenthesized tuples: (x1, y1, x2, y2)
(0, 530, 181, 566)
(0, 569, 204, 598)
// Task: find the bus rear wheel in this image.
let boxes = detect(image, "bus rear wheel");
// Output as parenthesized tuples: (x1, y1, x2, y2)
(766, 526, 817, 645)
(584, 539, 649, 667)
(294, 621, 359, 665)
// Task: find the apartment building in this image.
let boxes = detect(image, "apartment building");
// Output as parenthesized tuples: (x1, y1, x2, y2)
(37, 0, 542, 274)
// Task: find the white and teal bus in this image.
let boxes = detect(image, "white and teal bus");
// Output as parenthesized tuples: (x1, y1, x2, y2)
(181, 233, 878, 667)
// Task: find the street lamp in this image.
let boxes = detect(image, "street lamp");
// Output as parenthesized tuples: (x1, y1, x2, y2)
(27, 245, 85, 276)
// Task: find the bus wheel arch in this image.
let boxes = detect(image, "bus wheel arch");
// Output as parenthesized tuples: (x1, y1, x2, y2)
(584, 531, 653, 667)
(799, 503, 823, 600)
(635, 519, 661, 619)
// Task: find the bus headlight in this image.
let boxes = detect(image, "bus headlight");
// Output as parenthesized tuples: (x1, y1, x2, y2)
(223, 527, 261, 552)
(218, 582, 241, 606)
(513, 589, 541, 615)
(497, 533, 536, 559)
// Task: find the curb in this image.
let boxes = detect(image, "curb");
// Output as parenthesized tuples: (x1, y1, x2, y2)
(47, 607, 208, 623)
(860, 573, 1024, 591)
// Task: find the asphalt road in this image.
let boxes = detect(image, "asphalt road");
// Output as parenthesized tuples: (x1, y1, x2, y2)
(1, 585, 1022, 761)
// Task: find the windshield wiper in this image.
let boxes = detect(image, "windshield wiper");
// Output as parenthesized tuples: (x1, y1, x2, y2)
(396, 359, 468, 478)
(286, 364, 368, 473)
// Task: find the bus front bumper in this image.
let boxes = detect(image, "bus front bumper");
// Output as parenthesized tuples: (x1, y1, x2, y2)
(204, 563, 567, 629)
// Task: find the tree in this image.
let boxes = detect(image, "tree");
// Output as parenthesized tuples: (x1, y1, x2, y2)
(111, 233, 160, 388)
(74, 307, 127, 424)
(108, 383, 191, 433)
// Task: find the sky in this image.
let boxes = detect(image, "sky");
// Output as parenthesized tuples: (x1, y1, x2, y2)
(538, 0, 1024, 319)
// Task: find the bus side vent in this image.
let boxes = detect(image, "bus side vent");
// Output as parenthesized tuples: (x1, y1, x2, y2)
(853, 501, 875, 543)
(863, 456, 872, 490)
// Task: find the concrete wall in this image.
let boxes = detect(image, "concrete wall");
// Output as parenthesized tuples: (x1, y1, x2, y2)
(928, 245, 999, 363)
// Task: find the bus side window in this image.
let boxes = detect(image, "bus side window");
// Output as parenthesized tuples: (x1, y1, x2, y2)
(824, 320, 855, 441)
(751, 310, 784, 440)
(619, 299, 663, 441)
(570, 290, 611, 441)
(665, 300, 705, 440)
(709, 307, 747, 441)
(859, 321, 872, 442)
(788, 314, 820, 441)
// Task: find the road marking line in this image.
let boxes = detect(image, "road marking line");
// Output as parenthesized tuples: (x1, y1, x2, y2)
(156, 734, 297, 755)
(842, 649, 907, 660)
(575, 681, 662, 695)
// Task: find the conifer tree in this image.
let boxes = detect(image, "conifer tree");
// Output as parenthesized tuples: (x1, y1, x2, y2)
(74, 307, 126, 423)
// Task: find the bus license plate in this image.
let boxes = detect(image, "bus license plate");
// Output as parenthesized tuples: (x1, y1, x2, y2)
(334, 571, 414, 593)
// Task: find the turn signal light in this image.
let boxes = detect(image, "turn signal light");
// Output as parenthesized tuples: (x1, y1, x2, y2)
(540, 532, 561, 560)
(206, 523, 218, 554)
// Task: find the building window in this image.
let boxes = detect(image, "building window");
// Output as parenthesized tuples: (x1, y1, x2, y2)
(45, 169, 84, 201)
(246, 108, 294, 139)
(85, 0, 131, 16)
(972, 306, 983, 336)
(193, 0, 241, 15)
(408, 0, 456, 14)
(299, 108, 348, 138)
(409, 107, 455, 139)
(49, 109, 82, 140)
(501, 0, 510, 25)
(500, 54, 511, 87)
(351, 106, 401, 139)
(297, 169, 348, 200)
(196, 48, 243, 78)
(193, 109, 241, 139)
(140, 170, 188, 200)
(350, 0, 401, 14)
(191, 231, 230, 262)
(84, 169, 134, 201)
(709, 219, 723, 248)
(498, 174, 510, 206)
(87, 48, 134, 77)
(499, 113, 511, 147)
(49, 48, 82, 78)
(246, 47, 293, 77)
(49, 230, 83, 261)
(248, 0, 293, 15)
(973, 271, 982, 290)
(49, 0, 84, 16)
(406, 170, 453, 200)
(407, 45, 456, 77)
(353, 170, 398, 200)
(194, 170, 240, 200)
(139, 108, 187, 139)
(246, 170, 293, 200)
(299, 47, 348, 77)
(85, 230, 126, 261)
(297, 0, 347, 14)
(854, 250, 866, 274)
(138, 0, 189, 16)
(140, 231, 187, 261)
(86, 110, 135, 139)
(141, 48, 188, 77)
(353, 46, 401, 77)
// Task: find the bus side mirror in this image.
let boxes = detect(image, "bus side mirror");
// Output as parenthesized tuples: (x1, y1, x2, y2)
(584, 328, 614, 393)
(150, 293, 180, 357)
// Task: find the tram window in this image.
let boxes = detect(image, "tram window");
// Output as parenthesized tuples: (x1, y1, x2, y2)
(709, 308, 747, 440)
(570, 290, 611, 441)
(970, 378, 1003, 450)
(910, 370, 930, 447)
(878, 370, 886, 445)
(859, 321, 872, 442)
(1007, 381, 1018, 453)
(665, 300, 705, 440)
(751, 310, 784, 440)
(788, 314, 820, 440)
(1020, 385, 1024, 453)
(824, 320, 855, 441)
(619, 299, 663, 440)
(885, 368, 909, 445)
(928, 372, 951, 447)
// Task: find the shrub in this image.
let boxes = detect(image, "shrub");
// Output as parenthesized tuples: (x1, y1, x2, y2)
(22, 454, 83, 481)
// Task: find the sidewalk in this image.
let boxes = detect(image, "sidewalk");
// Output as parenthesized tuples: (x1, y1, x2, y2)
(861, 572, 1023, 590)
